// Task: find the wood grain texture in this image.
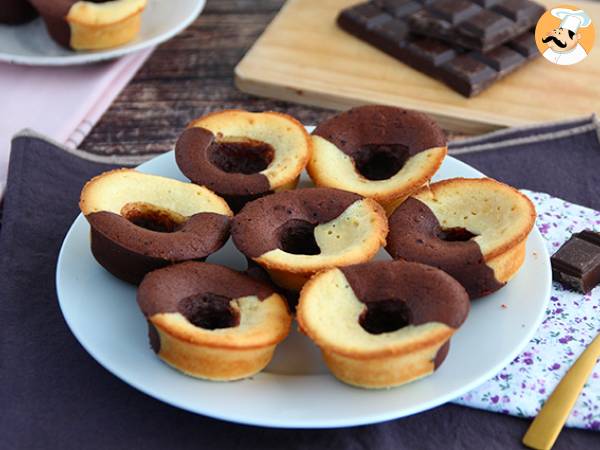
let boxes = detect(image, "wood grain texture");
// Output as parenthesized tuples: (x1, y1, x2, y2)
(80, 0, 337, 160)
(235, 0, 600, 133)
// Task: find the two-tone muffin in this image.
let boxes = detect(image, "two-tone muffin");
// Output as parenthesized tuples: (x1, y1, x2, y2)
(308, 105, 447, 213)
(31, 0, 146, 50)
(387, 178, 536, 298)
(176, 109, 312, 212)
(80, 169, 233, 284)
(297, 260, 470, 388)
(232, 187, 388, 291)
(138, 261, 291, 381)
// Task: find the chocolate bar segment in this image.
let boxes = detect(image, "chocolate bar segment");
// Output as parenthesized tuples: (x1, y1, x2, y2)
(337, 2, 538, 97)
(551, 230, 600, 294)
(406, 0, 545, 52)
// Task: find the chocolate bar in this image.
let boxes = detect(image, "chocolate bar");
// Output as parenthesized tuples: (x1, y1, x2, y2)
(398, 0, 546, 52)
(551, 230, 600, 294)
(337, 2, 539, 97)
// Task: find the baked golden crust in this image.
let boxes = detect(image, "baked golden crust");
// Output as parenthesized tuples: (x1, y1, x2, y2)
(67, 0, 146, 50)
(253, 198, 388, 291)
(307, 135, 447, 212)
(188, 109, 313, 191)
(296, 266, 465, 389)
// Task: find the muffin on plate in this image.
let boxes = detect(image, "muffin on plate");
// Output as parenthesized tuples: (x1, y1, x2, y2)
(138, 261, 291, 381)
(31, 0, 146, 50)
(387, 177, 537, 298)
(232, 187, 388, 291)
(297, 260, 470, 389)
(308, 105, 447, 213)
(79, 169, 232, 284)
(176, 109, 312, 212)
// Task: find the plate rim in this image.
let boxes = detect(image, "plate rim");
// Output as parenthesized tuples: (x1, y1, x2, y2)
(55, 152, 552, 428)
(0, 0, 206, 66)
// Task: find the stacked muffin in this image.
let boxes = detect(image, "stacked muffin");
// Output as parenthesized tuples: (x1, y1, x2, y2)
(79, 105, 536, 388)
(2, 0, 147, 51)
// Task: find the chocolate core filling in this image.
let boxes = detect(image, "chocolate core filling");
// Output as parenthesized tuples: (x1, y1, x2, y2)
(208, 140, 274, 175)
(277, 219, 320, 255)
(354, 144, 410, 180)
(359, 299, 413, 334)
(178, 293, 240, 330)
(438, 227, 478, 242)
(121, 202, 186, 233)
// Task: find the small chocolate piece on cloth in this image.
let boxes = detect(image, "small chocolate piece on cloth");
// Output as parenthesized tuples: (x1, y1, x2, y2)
(337, 1, 539, 97)
(551, 230, 600, 294)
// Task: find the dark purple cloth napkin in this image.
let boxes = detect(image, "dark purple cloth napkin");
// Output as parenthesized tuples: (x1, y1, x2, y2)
(1, 124, 599, 450)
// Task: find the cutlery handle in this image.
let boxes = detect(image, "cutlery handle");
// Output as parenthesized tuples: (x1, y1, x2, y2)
(523, 332, 600, 450)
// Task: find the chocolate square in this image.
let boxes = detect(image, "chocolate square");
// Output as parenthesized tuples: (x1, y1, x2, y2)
(458, 9, 514, 38)
(430, 0, 481, 25)
(551, 230, 600, 294)
(474, 45, 525, 72)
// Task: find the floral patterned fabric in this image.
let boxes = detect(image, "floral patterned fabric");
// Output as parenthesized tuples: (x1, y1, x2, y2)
(454, 190, 600, 430)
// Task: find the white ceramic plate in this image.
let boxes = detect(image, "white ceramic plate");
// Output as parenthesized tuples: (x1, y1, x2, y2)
(56, 150, 551, 428)
(0, 0, 205, 66)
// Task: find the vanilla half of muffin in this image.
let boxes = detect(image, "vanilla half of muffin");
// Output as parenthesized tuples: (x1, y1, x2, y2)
(232, 188, 388, 291)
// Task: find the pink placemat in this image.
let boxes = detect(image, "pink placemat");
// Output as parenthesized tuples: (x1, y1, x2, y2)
(0, 48, 153, 194)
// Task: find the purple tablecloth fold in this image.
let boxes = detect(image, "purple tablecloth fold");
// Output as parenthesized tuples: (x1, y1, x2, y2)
(1, 122, 599, 449)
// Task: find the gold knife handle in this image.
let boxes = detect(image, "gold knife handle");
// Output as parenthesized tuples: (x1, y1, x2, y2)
(523, 332, 600, 450)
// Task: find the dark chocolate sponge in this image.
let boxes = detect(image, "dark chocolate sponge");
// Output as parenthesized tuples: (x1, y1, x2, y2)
(88, 211, 231, 285)
(0, 0, 37, 24)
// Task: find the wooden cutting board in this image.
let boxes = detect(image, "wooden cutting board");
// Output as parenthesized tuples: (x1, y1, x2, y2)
(235, 0, 600, 133)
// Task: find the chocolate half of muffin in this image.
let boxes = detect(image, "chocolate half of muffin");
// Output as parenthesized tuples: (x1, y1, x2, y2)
(0, 0, 37, 24)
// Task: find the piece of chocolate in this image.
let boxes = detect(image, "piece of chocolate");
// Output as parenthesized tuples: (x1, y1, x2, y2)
(403, 0, 545, 52)
(551, 230, 600, 294)
(338, 1, 539, 97)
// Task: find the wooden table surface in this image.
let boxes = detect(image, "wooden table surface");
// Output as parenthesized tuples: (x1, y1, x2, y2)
(80, 0, 335, 160)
